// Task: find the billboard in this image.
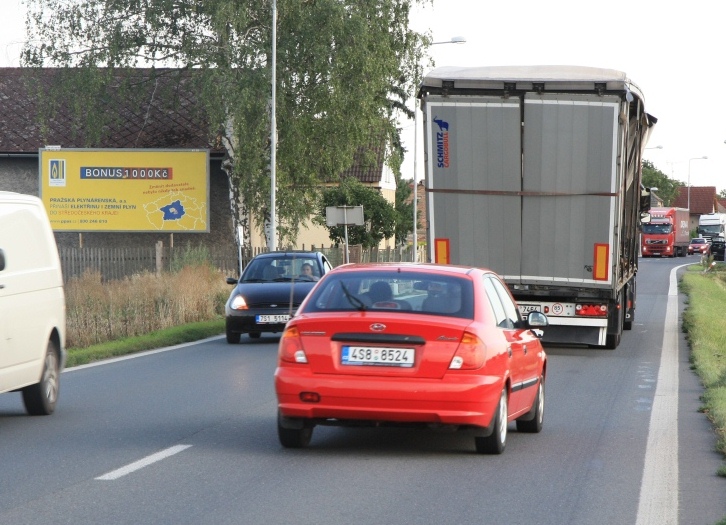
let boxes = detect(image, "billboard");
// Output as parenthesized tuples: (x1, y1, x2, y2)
(39, 148, 209, 232)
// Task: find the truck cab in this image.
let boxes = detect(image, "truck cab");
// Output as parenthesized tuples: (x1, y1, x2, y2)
(640, 207, 689, 257)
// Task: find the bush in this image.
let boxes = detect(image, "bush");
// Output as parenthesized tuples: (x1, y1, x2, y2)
(65, 266, 229, 349)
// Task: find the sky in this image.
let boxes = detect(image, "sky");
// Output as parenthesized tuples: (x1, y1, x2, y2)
(2, 0, 724, 193)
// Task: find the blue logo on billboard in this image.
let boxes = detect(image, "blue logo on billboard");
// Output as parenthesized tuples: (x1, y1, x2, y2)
(49, 159, 66, 187)
(433, 116, 450, 168)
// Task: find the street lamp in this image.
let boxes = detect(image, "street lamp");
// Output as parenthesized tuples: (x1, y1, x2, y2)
(412, 36, 466, 262)
(645, 145, 663, 150)
(688, 156, 708, 211)
(269, 0, 278, 251)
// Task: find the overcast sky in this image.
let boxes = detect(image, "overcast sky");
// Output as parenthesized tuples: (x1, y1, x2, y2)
(3, 0, 723, 192)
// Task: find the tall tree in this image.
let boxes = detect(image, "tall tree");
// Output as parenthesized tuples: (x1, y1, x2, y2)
(642, 160, 682, 206)
(21, 0, 430, 247)
(394, 172, 414, 246)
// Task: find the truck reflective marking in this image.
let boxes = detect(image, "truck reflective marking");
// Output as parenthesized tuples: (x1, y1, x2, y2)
(593, 244, 609, 281)
(434, 238, 450, 264)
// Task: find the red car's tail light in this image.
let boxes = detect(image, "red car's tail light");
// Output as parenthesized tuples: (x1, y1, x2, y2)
(279, 327, 308, 364)
(575, 304, 608, 317)
(449, 332, 486, 370)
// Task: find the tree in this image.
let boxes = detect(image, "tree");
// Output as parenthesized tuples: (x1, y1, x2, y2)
(21, 0, 430, 248)
(642, 160, 682, 206)
(394, 174, 414, 246)
(315, 176, 396, 248)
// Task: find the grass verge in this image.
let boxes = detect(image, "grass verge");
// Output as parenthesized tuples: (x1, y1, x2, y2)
(681, 264, 726, 477)
(65, 318, 224, 368)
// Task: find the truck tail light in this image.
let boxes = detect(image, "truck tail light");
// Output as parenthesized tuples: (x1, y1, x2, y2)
(279, 326, 308, 364)
(575, 304, 608, 317)
(449, 332, 487, 370)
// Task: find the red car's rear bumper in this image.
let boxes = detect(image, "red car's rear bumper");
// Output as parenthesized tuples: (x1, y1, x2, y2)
(275, 366, 504, 428)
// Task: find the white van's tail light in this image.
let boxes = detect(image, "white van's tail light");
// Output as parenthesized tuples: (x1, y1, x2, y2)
(279, 327, 308, 364)
(449, 332, 486, 370)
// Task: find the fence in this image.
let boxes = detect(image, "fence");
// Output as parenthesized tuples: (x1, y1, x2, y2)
(58, 243, 430, 282)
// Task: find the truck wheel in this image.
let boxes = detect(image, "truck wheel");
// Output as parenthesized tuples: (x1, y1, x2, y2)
(623, 286, 633, 330)
(605, 331, 620, 349)
(22, 340, 60, 415)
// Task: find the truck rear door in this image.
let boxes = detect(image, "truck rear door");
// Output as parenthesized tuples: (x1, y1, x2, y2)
(521, 93, 620, 287)
(424, 95, 523, 278)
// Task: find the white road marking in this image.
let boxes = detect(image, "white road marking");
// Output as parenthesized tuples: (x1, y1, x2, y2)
(635, 264, 687, 525)
(65, 335, 224, 372)
(95, 445, 192, 481)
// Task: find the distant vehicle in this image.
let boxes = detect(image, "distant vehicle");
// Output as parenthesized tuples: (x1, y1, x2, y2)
(709, 237, 725, 261)
(640, 207, 689, 257)
(418, 65, 655, 349)
(697, 213, 726, 243)
(0, 192, 66, 415)
(688, 238, 710, 256)
(274, 263, 548, 454)
(224, 251, 332, 343)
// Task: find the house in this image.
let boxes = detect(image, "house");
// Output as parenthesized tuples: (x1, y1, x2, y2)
(672, 185, 726, 233)
(0, 67, 396, 256)
(251, 140, 398, 251)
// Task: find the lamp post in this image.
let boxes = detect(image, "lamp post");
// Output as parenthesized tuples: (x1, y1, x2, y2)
(269, 0, 278, 251)
(687, 156, 708, 211)
(412, 36, 466, 263)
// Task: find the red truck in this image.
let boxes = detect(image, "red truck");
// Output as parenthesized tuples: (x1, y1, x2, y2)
(640, 207, 690, 257)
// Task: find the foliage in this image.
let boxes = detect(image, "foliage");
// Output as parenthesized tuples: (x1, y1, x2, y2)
(394, 174, 414, 246)
(64, 266, 229, 348)
(170, 243, 215, 273)
(642, 160, 682, 207)
(65, 319, 225, 368)
(315, 176, 396, 248)
(21, 0, 431, 247)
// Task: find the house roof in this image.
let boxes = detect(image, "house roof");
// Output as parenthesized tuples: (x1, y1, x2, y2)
(672, 186, 721, 214)
(0, 68, 217, 154)
(0, 67, 385, 184)
(338, 142, 386, 184)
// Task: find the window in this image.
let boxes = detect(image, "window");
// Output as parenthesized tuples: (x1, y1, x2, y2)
(490, 277, 521, 329)
(482, 277, 509, 328)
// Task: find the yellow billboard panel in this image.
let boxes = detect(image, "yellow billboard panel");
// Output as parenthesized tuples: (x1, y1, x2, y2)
(39, 148, 209, 232)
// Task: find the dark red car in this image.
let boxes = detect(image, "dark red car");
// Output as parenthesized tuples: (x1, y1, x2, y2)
(274, 263, 548, 454)
(688, 238, 710, 256)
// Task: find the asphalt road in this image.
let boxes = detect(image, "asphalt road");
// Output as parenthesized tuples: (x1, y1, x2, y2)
(0, 256, 724, 525)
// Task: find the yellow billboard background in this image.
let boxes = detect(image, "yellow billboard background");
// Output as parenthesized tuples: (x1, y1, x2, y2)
(40, 148, 209, 232)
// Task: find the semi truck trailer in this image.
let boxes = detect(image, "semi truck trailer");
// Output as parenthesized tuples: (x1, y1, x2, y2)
(419, 65, 656, 349)
(640, 207, 689, 257)
(697, 212, 726, 242)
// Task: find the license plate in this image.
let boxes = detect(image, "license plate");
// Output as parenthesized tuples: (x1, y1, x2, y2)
(341, 346, 414, 367)
(256, 314, 290, 324)
(518, 304, 541, 314)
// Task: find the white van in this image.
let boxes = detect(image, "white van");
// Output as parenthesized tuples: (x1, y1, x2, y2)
(0, 192, 65, 415)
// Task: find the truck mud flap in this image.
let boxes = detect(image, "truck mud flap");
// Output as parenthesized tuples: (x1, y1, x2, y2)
(537, 325, 604, 347)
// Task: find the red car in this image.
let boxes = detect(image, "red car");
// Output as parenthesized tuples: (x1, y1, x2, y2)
(274, 263, 548, 454)
(688, 238, 710, 256)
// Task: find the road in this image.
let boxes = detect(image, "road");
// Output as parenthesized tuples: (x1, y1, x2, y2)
(1, 256, 724, 525)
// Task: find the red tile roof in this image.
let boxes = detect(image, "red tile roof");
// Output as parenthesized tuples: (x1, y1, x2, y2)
(672, 186, 719, 214)
(339, 144, 385, 184)
(0, 68, 217, 153)
(0, 67, 384, 183)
